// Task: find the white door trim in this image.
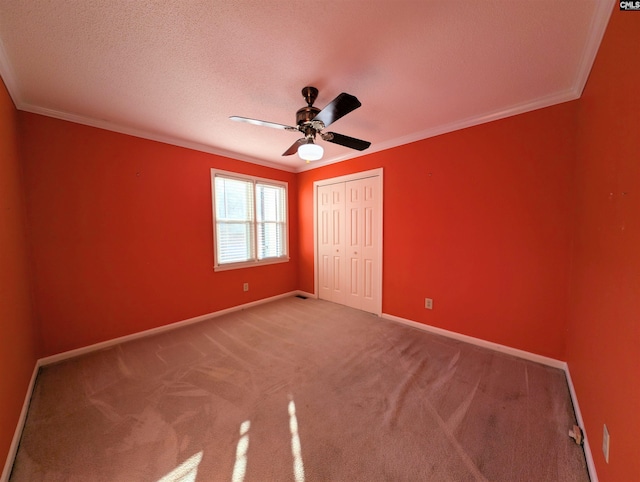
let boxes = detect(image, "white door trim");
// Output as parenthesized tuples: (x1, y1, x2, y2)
(313, 168, 383, 315)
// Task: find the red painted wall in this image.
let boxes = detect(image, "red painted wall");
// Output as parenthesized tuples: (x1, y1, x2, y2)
(299, 102, 577, 360)
(10, 11, 639, 480)
(0, 81, 38, 469)
(19, 114, 299, 356)
(567, 9, 640, 481)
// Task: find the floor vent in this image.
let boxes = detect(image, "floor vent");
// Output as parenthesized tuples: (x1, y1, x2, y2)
(295, 295, 308, 299)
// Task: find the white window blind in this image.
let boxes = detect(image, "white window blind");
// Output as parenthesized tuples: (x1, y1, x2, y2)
(214, 176, 254, 264)
(256, 182, 286, 260)
(212, 170, 288, 270)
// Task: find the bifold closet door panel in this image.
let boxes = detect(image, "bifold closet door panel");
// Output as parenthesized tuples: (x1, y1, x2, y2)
(318, 183, 346, 305)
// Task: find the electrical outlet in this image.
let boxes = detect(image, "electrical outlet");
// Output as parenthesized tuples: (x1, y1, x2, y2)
(425, 298, 433, 310)
(603, 424, 610, 463)
(243, 282, 249, 292)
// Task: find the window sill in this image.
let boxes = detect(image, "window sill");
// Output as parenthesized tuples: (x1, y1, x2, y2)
(214, 256, 290, 272)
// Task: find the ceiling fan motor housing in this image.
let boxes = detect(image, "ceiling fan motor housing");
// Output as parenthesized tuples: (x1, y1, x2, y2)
(296, 106, 321, 126)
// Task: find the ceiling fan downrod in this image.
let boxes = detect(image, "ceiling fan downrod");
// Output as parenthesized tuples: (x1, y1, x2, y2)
(296, 87, 321, 127)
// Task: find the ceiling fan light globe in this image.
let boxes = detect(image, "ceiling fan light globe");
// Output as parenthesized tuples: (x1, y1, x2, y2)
(298, 142, 323, 161)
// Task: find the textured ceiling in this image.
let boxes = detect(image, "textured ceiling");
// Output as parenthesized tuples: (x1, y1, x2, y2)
(0, 1, 613, 172)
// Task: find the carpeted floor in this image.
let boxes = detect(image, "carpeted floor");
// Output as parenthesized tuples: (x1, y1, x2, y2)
(9, 297, 589, 481)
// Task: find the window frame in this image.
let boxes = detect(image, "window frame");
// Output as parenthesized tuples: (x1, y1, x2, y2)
(211, 169, 289, 271)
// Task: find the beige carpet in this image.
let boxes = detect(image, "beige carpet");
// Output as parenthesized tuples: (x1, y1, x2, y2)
(9, 297, 589, 481)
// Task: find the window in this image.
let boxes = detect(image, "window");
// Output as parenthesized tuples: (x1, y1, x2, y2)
(211, 169, 288, 270)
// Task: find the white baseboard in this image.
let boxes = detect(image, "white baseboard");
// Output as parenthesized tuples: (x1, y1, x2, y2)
(39, 290, 304, 366)
(1, 363, 39, 482)
(382, 312, 567, 369)
(565, 367, 598, 482)
(382, 312, 597, 481)
(2, 297, 596, 482)
(1, 290, 305, 481)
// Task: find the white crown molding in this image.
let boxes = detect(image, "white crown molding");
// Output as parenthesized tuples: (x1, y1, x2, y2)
(17, 88, 581, 176)
(572, 0, 616, 97)
(284, 3, 617, 174)
(17, 102, 297, 173)
(1, 2, 614, 177)
(297, 88, 582, 173)
(0, 38, 21, 107)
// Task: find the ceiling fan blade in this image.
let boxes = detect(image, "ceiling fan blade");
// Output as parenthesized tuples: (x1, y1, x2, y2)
(230, 116, 297, 131)
(323, 132, 371, 151)
(282, 138, 306, 156)
(312, 93, 361, 128)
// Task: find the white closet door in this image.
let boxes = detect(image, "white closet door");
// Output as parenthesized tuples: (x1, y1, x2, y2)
(318, 183, 346, 305)
(345, 177, 379, 312)
(317, 172, 381, 314)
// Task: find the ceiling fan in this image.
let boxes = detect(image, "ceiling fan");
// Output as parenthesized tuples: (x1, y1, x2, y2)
(230, 86, 371, 162)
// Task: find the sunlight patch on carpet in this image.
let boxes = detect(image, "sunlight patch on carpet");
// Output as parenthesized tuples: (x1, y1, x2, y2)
(157, 451, 203, 482)
(232, 420, 251, 482)
(288, 397, 306, 482)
